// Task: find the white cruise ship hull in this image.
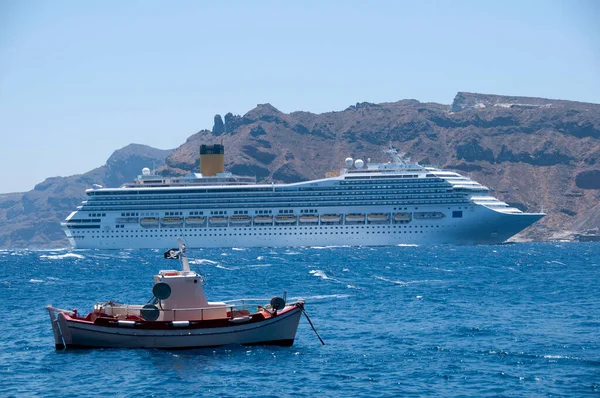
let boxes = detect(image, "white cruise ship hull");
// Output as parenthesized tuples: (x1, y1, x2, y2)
(65, 206, 544, 249)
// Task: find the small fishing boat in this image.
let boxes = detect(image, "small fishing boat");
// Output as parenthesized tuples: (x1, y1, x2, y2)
(47, 241, 316, 349)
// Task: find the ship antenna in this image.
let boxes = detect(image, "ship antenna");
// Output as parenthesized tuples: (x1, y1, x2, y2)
(383, 144, 403, 164)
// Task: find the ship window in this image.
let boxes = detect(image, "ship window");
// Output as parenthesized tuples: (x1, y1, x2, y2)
(452, 211, 463, 218)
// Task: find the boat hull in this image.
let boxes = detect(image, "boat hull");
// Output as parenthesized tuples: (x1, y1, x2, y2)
(66, 206, 544, 248)
(48, 306, 303, 349)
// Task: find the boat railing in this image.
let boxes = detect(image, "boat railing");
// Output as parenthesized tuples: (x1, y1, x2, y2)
(101, 299, 274, 321)
(51, 298, 289, 322)
(165, 299, 274, 321)
(47, 305, 75, 316)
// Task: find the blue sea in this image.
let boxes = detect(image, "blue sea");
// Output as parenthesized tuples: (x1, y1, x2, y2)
(1, 243, 599, 397)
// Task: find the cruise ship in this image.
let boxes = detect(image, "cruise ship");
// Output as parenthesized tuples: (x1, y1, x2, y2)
(62, 144, 545, 249)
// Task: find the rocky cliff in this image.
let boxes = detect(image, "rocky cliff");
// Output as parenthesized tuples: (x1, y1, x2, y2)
(161, 92, 600, 242)
(1, 92, 598, 248)
(0, 144, 172, 248)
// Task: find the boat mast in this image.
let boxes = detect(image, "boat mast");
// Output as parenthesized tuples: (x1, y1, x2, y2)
(178, 238, 190, 272)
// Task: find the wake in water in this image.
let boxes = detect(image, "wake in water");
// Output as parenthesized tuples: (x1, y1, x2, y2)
(216, 263, 274, 271)
(39, 253, 85, 260)
(291, 293, 351, 301)
(310, 245, 351, 250)
(188, 259, 219, 265)
(309, 269, 331, 280)
(308, 269, 357, 290)
(374, 275, 408, 285)
(374, 275, 444, 286)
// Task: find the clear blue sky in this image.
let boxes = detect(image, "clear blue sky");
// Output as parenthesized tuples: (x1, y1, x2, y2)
(1, 0, 598, 193)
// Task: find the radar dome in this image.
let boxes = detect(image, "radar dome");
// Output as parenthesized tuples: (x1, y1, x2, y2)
(354, 159, 364, 169)
(142, 167, 151, 175)
(344, 157, 354, 168)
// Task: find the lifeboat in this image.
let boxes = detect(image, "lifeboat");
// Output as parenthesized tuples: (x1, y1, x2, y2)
(253, 216, 273, 224)
(367, 213, 389, 223)
(140, 217, 159, 227)
(320, 214, 341, 223)
(185, 216, 206, 226)
(229, 215, 252, 225)
(161, 216, 183, 226)
(345, 214, 365, 223)
(46, 240, 307, 349)
(208, 216, 228, 226)
(393, 212, 411, 221)
(299, 215, 319, 224)
(275, 215, 297, 224)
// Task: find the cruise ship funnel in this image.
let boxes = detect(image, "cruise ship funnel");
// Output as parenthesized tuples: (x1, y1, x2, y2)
(200, 144, 225, 176)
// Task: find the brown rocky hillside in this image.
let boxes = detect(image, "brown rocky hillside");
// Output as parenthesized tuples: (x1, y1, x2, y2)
(0, 144, 171, 248)
(161, 92, 600, 242)
(0, 92, 598, 248)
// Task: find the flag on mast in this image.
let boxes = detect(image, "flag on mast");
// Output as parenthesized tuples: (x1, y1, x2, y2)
(164, 248, 180, 259)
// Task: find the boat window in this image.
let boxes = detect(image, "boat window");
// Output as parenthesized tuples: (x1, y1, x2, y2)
(452, 211, 463, 218)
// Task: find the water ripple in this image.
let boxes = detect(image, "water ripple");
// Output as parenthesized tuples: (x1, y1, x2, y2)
(0, 243, 598, 396)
